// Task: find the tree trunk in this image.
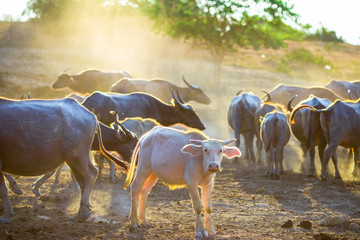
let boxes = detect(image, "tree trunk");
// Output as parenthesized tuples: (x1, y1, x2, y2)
(213, 54, 224, 88)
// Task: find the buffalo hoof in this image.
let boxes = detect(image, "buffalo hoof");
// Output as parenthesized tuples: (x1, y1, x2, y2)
(68, 210, 92, 222)
(140, 222, 152, 228)
(11, 185, 23, 195)
(129, 224, 140, 232)
(32, 187, 41, 197)
(0, 218, 10, 224)
(195, 230, 208, 239)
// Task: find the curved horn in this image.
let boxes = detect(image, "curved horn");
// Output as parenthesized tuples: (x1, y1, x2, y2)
(118, 122, 136, 140)
(176, 88, 185, 104)
(182, 74, 198, 89)
(172, 90, 190, 110)
(262, 90, 271, 102)
(111, 111, 136, 140)
(287, 95, 297, 112)
(223, 139, 236, 145)
(189, 139, 204, 145)
(236, 89, 244, 96)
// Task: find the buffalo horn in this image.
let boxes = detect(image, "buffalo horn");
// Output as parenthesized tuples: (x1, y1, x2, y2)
(176, 88, 185, 104)
(236, 89, 244, 96)
(262, 90, 271, 102)
(223, 139, 236, 145)
(118, 122, 136, 140)
(111, 111, 136, 140)
(172, 90, 190, 110)
(287, 95, 297, 112)
(182, 74, 199, 89)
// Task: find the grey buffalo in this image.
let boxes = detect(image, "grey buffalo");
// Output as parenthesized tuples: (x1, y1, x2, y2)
(254, 95, 287, 165)
(260, 111, 291, 178)
(110, 75, 211, 104)
(227, 91, 261, 164)
(325, 79, 360, 100)
(264, 84, 342, 106)
(289, 96, 341, 178)
(0, 97, 128, 223)
(124, 126, 241, 238)
(82, 90, 205, 130)
(52, 69, 132, 93)
(290, 99, 360, 179)
(32, 119, 137, 195)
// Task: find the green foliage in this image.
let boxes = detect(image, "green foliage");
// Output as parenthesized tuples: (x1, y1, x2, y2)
(306, 26, 344, 43)
(277, 48, 332, 72)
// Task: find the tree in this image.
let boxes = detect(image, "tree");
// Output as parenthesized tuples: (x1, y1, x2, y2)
(132, 0, 302, 85)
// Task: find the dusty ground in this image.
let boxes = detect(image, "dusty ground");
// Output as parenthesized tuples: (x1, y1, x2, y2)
(0, 151, 359, 240)
(1, 21, 360, 239)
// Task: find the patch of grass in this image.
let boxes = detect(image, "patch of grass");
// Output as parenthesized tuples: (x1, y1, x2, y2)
(277, 48, 333, 73)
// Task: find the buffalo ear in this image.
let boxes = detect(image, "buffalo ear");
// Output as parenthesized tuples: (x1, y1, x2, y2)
(181, 144, 203, 156)
(223, 146, 242, 159)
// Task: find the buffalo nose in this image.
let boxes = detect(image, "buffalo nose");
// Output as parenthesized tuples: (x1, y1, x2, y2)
(208, 163, 219, 172)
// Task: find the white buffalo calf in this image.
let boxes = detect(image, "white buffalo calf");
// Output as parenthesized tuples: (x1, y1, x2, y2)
(124, 126, 241, 238)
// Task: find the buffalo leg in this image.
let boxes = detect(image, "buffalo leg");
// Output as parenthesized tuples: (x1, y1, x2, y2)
(129, 165, 153, 228)
(0, 169, 13, 224)
(274, 147, 282, 179)
(107, 159, 115, 183)
(308, 144, 316, 177)
(138, 173, 158, 226)
(3, 173, 22, 195)
(32, 169, 56, 196)
(352, 148, 359, 177)
(202, 182, 216, 236)
(245, 132, 256, 165)
(188, 185, 208, 238)
(94, 152, 104, 181)
(67, 153, 98, 222)
(233, 129, 241, 162)
(255, 137, 263, 166)
(321, 143, 339, 180)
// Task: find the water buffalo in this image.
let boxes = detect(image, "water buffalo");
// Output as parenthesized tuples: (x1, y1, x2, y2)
(94, 116, 160, 182)
(0, 97, 128, 223)
(31, 120, 137, 195)
(227, 91, 261, 164)
(263, 84, 342, 106)
(52, 69, 132, 94)
(254, 93, 287, 165)
(290, 99, 360, 179)
(260, 111, 291, 178)
(325, 79, 360, 100)
(110, 75, 211, 104)
(124, 126, 241, 238)
(289, 96, 341, 178)
(82, 90, 205, 130)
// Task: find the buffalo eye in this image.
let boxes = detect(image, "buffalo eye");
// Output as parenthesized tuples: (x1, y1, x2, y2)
(219, 149, 223, 153)
(204, 148, 208, 152)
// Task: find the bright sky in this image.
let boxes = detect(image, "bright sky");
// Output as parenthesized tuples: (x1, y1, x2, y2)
(0, 0, 360, 45)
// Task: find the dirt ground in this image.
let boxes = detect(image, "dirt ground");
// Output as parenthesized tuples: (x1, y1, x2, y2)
(0, 146, 359, 240)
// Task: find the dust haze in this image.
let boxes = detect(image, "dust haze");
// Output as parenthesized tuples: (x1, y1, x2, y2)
(0, 5, 359, 182)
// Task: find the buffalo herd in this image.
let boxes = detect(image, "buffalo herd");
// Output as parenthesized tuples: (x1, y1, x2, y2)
(0, 68, 359, 237)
